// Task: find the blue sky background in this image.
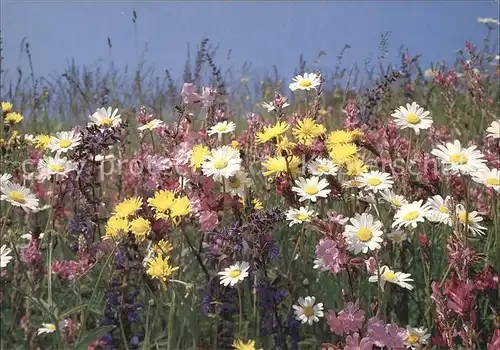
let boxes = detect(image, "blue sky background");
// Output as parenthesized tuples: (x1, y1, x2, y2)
(2, 1, 499, 87)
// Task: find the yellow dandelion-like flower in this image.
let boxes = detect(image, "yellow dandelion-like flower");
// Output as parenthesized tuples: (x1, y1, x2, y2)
(325, 130, 356, 151)
(345, 158, 368, 176)
(113, 197, 143, 218)
(148, 190, 176, 216)
(231, 140, 240, 150)
(8, 131, 19, 145)
(1, 101, 13, 113)
(329, 143, 358, 165)
(350, 129, 364, 140)
(256, 121, 289, 144)
(130, 217, 151, 242)
(262, 155, 301, 177)
(169, 196, 192, 225)
(276, 136, 297, 155)
(190, 144, 211, 170)
(252, 199, 263, 210)
(292, 118, 325, 143)
(153, 239, 173, 256)
(34, 134, 52, 150)
(232, 339, 258, 350)
(104, 216, 130, 241)
(5, 112, 23, 125)
(146, 255, 179, 281)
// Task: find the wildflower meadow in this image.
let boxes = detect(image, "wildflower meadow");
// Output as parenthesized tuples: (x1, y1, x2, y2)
(1, 18, 500, 350)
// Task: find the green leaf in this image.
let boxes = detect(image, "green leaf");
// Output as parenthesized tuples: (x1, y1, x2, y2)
(58, 304, 87, 319)
(74, 325, 116, 350)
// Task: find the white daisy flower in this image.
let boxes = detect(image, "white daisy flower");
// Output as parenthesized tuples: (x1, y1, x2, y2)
(368, 265, 414, 291)
(472, 167, 500, 192)
(202, 145, 241, 180)
(1, 173, 12, 191)
(48, 130, 82, 154)
(307, 158, 338, 177)
(94, 154, 115, 162)
(24, 134, 36, 143)
(405, 326, 431, 349)
(223, 170, 252, 196)
(392, 200, 431, 229)
(486, 120, 500, 139)
(0, 245, 13, 268)
(387, 230, 408, 243)
(292, 296, 324, 325)
(36, 323, 56, 336)
(138, 119, 164, 131)
(391, 102, 433, 135)
(455, 204, 487, 236)
(289, 73, 321, 91)
(356, 171, 394, 193)
(88, 107, 122, 128)
(1, 182, 39, 212)
(218, 261, 250, 287)
(207, 121, 236, 141)
(379, 190, 408, 209)
(37, 155, 77, 182)
(477, 17, 500, 25)
(262, 100, 290, 112)
(431, 140, 487, 175)
(425, 195, 453, 226)
(285, 207, 316, 227)
(291, 176, 331, 202)
(343, 213, 384, 254)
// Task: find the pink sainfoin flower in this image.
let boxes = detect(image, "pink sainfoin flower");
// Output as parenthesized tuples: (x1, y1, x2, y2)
(343, 97, 360, 130)
(181, 83, 202, 104)
(201, 86, 216, 107)
(137, 106, 154, 125)
(198, 211, 219, 232)
(488, 329, 500, 350)
(344, 333, 373, 350)
(325, 302, 365, 336)
(385, 323, 407, 349)
(315, 238, 347, 274)
(443, 278, 476, 317)
(20, 239, 43, 266)
(474, 266, 499, 292)
(365, 257, 377, 275)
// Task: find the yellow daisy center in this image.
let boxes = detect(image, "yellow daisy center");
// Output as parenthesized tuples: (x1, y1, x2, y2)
(295, 213, 309, 221)
(458, 212, 473, 225)
(403, 211, 419, 221)
(49, 164, 65, 173)
(406, 113, 421, 124)
(59, 139, 72, 148)
(356, 228, 373, 242)
(228, 177, 241, 189)
(214, 124, 228, 132)
(449, 153, 468, 164)
(391, 199, 402, 206)
(304, 185, 319, 195)
(407, 334, 420, 344)
(486, 177, 500, 186)
(9, 191, 26, 203)
(99, 117, 113, 126)
(298, 79, 312, 88)
(383, 270, 397, 281)
(303, 306, 314, 317)
(214, 158, 228, 170)
(317, 165, 330, 173)
(228, 269, 241, 278)
(439, 205, 449, 213)
(367, 178, 382, 186)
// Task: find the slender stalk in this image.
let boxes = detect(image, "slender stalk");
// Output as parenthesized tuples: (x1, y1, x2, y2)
(238, 287, 243, 337)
